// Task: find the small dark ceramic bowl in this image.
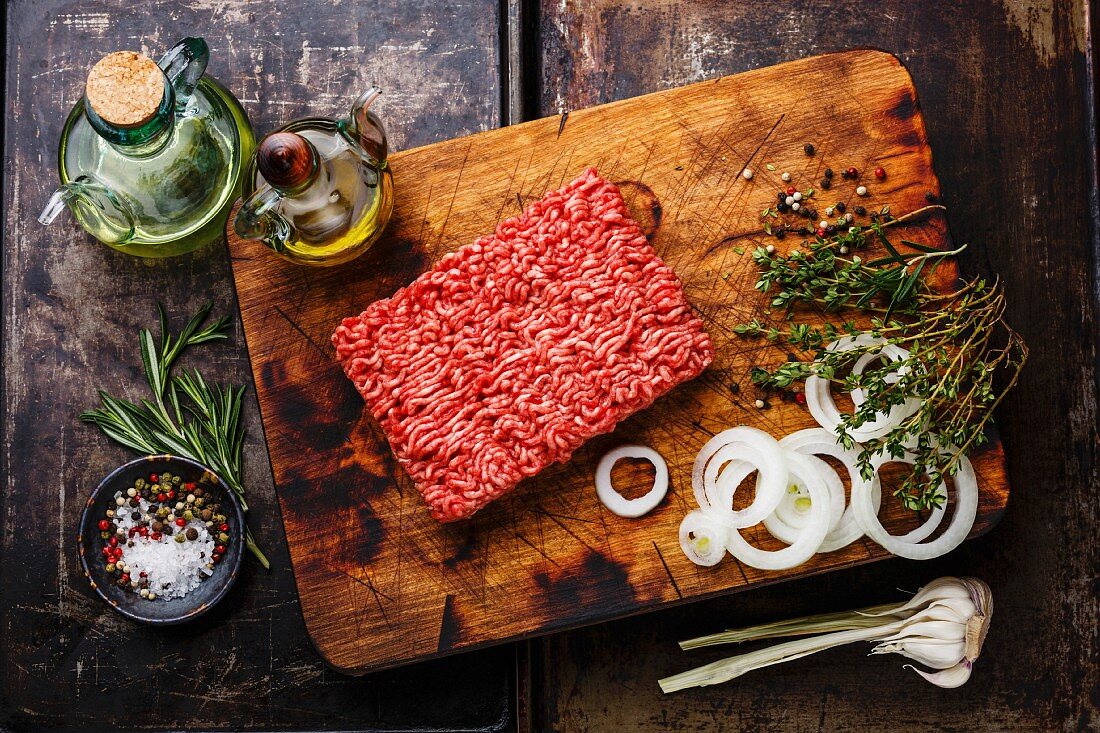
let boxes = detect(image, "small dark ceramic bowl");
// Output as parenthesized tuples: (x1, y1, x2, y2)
(78, 455, 245, 625)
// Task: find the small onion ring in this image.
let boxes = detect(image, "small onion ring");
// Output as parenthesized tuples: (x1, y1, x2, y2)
(805, 336, 921, 442)
(852, 450, 978, 560)
(762, 453, 846, 546)
(678, 509, 730, 566)
(725, 451, 832, 570)
(692, 427, 788, 528)
(850, 346, 914, 407)
(778, 428, 879, 552)
(595, 445, 669, 518)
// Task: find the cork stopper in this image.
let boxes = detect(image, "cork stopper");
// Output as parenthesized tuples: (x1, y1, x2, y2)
(85, 51, 165, 127)
(257, 132, 319, 192)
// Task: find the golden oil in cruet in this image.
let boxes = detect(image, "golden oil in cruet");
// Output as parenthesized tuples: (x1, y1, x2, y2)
(233, 88, 394, 267)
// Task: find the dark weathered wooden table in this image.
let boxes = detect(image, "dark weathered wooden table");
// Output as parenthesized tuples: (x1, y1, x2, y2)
(3, 1, 1097, 731)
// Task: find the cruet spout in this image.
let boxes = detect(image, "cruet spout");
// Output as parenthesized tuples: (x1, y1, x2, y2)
(38, 178, 135, 245)
(346, 87, 388, 167)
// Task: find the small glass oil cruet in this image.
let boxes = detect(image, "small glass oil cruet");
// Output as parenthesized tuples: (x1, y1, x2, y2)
(233, 88, 394, 267)
(38, 37, 254, 258)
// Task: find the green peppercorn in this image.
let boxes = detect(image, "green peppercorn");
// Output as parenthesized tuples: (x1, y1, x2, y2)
(156, 507, 168, 519)
(214, 514, 226, 523)
(186, 527, 199, 541)
(218, 532, 230, 543)
(183, 510, 194, 521)
(194, 498, 205, 508)
(174, 533, 186, 544)
(100, 531, 110, 539)
(105, 563, 116, 573)
(135, 478, 146, 489)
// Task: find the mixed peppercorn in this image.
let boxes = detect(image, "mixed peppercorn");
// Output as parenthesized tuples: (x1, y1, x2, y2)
(97, 470, 230, 600)
(752, 144, 896, 241)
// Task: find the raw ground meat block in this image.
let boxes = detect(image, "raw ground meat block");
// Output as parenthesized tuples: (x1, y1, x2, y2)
(332, 168, 714, 522)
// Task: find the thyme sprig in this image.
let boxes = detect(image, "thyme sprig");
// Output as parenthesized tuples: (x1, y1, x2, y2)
(736, 211, 1027, 512)
(81, 303, 270, 568)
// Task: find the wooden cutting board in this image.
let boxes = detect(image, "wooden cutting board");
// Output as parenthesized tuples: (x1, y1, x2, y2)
(228, 50, 1009, 674)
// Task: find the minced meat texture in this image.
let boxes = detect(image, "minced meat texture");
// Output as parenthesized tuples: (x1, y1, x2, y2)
(333, 168, 714, 522)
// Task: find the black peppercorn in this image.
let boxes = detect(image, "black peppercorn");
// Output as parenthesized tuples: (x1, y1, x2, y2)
(925, 191, 936, 202)
(820, 178, 831, 190)
(777, 202, 789, 212)
(826, 225, 837, 234)
(778, 191, 788, 201)
(823, 168, 833, 178)
(774, 228, 786, 239)
(854, 205, 867, 215)
(805, 208, 817, 219)
(835, 202, 846, 213)
(804, 143, 815, 155)
(186, 527, 199, 541)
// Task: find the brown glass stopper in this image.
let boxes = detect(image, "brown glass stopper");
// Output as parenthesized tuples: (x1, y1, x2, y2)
(85, 51, 164, 127)
(257, 132, 319, 192)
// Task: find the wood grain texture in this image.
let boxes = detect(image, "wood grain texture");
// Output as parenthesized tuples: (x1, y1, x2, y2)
(530, 1, 1099, 732)
(0, 1, 515, 731)
(229, 50, 1010, 675)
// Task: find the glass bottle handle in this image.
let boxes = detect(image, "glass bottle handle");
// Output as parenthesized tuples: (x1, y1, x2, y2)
(234, 187, 292, 254)
(38, 177, 136, 245)
(158, 37, 209, 106)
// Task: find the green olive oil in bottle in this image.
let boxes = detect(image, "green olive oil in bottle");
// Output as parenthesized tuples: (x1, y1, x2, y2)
(39, 37, 254, 257)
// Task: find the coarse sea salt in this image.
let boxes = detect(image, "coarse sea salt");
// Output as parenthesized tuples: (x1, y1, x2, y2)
(112, 496, 217, 600)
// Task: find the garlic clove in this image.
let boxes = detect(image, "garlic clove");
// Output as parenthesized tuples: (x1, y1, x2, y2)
(883, 620, 966, 644)
(860, 577, 973, 618)
(875, 639, 966, 669)
(905, 659, 973, 688)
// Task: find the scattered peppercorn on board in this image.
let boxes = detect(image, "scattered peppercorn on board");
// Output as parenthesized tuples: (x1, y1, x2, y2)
(227, 50, 1010, 674)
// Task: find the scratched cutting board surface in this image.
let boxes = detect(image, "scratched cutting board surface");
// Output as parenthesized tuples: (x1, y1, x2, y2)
(227, 50, 1009, 674)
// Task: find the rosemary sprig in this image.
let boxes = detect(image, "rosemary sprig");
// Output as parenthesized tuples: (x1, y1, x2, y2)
(80, 303, 270, 569)
(736, 212, 1027, 512)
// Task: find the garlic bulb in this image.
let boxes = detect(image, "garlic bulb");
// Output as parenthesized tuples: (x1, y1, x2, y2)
(659, 576, 992, 693)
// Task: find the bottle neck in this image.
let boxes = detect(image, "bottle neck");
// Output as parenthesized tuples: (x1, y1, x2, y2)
(84, 82, 176, 157)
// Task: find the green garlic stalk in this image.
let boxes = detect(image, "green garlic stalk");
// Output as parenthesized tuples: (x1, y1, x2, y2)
(659, 577, 991, 693)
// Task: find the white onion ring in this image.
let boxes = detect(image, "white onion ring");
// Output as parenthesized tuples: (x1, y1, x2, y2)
(762, 453, 845, 546)
(806, 336, 921, 442)
(725, 451, 832, 570)
(678, 509, 729, 566)
(852, 450, 977, 559)
(595, 445, 669, 518)
(778, 428, 879, 552)
(691, 427, 787, 528)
